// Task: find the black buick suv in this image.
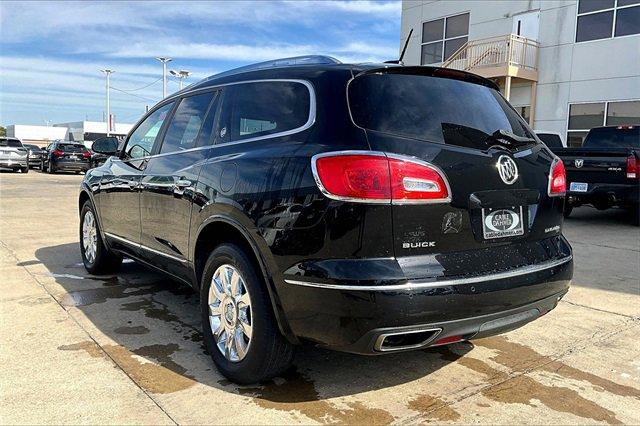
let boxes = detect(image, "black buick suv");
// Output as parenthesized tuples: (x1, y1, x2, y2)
(79, 56, 573, 384)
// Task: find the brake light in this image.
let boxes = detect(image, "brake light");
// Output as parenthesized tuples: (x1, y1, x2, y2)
(548, 157, 566, 196)
(627, 154, 638, 179)
(311, 151, 450, 203)
(82, 151, 92, 159)
(52, 149, 64, 157)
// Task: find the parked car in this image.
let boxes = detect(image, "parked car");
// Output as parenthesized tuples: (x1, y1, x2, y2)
(79, 56, 573, 384)
(22, 144, 45, 169)
(535, 131, 566, 151)
(41, 141, 92, 174)
(0, 137, 29, 173)
(556, 125, 639, 219)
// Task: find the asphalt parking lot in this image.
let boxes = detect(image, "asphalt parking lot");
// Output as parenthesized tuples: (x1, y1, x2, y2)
(1, 171, 639, 425)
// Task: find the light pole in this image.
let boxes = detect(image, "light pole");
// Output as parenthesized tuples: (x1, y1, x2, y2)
(100, 69, 115, 136)
(156, 57, 172, 98)
(170, 69, 191, 90)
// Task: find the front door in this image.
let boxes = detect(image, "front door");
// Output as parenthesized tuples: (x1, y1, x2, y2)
(139, 90, 219, 281)
(512, 10, 540, 41)
(98, 101, 175, 254)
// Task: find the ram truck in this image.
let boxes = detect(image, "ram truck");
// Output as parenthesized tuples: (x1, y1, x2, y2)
(557, 125, 639, 221)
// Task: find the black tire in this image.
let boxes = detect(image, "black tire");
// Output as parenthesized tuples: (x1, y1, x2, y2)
(22, 166, 29, 174)
(79, 200, 122, 274)
(563, 204, 573, 218)
(200, 243, 294, 384)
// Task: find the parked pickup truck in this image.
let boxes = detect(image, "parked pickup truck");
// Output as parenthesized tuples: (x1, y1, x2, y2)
(557, 125, 639, 221)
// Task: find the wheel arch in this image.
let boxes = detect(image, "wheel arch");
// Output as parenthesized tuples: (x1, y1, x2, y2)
(192, 216, 299, 344)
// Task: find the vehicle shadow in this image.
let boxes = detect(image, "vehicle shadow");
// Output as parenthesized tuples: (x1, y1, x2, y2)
(32, 242, 470, 402)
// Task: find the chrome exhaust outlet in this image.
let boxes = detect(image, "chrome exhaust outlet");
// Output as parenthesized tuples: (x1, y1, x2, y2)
(374, 327, 442, 352)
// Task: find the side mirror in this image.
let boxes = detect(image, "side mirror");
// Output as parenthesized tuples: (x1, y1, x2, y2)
(92, 137, 119, 155)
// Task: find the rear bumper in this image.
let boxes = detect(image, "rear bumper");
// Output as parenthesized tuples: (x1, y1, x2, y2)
(277, 253, 572, 354)
(567, 183, 639, 207)
(54, 160, 90, 171)
(0, 158, 28, 168)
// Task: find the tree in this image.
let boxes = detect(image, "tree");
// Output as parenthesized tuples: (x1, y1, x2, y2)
(0, 126, 5, 137)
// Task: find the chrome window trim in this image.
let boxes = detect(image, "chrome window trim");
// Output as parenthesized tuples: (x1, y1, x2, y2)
(104, 232, 188, 264)
(114, 79, 316, 163)
(284, 255, 572, 291)
(310, 150, 452, 205)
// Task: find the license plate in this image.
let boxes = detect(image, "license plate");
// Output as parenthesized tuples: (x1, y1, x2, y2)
(570, 182, 588, 192)
(70, 155, 79, 160)
(482, 207, 524, 240)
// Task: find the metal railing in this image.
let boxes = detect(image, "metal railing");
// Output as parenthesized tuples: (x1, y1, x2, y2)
(442, 34, 538, 73)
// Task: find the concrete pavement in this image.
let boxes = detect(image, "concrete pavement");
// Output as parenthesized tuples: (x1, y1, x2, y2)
(1, 171, 639, 424)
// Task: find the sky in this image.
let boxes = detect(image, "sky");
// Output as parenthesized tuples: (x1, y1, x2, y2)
(0, 0, 401, 126)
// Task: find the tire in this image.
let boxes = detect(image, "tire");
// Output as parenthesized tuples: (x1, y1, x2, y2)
(563, 204, 573, 218)
(200, 244, 294, 384)
(79, 201, 122, 274)
(22, 166, 29, 174)
(47, 161, 55, 174)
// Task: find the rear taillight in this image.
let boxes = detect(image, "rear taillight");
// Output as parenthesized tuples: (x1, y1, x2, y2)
(548, 157, 566, 196)
(312, 151, 450, 203)
(82, 151, 92, 159)
(52, 149, 64, 157)
(627, 154, 638, 179)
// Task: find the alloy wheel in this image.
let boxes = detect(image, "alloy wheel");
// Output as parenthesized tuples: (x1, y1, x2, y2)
(82, 211, 97, 264)
(208, 264, 253, 362)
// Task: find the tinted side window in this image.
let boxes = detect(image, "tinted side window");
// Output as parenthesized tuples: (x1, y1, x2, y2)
(537, 133, 563, 148)
(159, 92, 216, 154)
(125, 102, 174, 159)
(217, 81, 310, 143)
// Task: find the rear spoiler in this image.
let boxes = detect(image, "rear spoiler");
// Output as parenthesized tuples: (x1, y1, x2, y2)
(352, 66, 499, 91)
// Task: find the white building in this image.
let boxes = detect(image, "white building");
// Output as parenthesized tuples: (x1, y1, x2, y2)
(400, 0, 640, 146)
(6, 121, 133, 147)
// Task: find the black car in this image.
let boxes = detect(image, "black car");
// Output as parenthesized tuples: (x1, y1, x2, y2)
(79, 56, 573, 384)
(42, 141, 92, 174)
(558, 125, 639, 219)
(22, 144, 45, 169)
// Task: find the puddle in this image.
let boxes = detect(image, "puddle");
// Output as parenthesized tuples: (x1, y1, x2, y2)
(239, 369, 394, 424)
(58, 341, 196, 394)
(408, 394, 461, 422)
(439, 337, 629, 424)
(59, 285, 157, 307)
(114, 325, 150, 335)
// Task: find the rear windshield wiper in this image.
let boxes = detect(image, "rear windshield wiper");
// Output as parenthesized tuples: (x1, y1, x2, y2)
(485, 129, 536, 149)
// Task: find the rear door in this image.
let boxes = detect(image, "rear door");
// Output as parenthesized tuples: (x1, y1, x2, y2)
(347, 70, 562, 275)
(139, 90, 219, 279)
(98, 101, 175, 253)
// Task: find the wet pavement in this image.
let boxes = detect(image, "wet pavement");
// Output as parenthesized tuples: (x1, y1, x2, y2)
(1, 171, 639, 424)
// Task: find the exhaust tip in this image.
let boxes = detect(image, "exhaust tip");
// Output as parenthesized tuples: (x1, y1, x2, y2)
(375, 328, 442, 352)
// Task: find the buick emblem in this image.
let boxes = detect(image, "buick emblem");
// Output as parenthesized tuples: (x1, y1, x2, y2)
(497, 155, 518, 185)
(575, 159, 584, 168)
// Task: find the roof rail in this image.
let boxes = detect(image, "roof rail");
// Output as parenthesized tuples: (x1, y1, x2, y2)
(197, 55, 341, 84)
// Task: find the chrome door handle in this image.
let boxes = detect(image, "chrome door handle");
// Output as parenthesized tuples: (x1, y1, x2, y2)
(175, 179, 192, 189)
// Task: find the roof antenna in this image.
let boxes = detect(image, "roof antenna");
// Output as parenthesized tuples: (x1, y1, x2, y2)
(385, 28, 413, 65)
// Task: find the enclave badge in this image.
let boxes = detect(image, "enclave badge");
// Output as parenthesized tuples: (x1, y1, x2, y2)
(497, 155, 518, 185)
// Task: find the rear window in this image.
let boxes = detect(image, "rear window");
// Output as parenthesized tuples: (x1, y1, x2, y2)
(583, 127, 640, 148)
(348, 73, 533, 149)
(0, 139, 22, 147)
(217, 81, 311, 143)
(58, 144, 87, 152)
(537, 133, 563, 148)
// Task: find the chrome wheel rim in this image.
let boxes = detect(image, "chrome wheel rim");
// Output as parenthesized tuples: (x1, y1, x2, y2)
(208, 264, 253, 362)
(82, 211, 97, 264)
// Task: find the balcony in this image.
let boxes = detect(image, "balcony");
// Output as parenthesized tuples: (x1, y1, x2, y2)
(442, 34, 539, 82)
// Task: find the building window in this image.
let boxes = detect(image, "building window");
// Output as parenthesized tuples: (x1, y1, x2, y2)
(515, 106, 531, 124)
(421, 13, 469, 65)
(567, 100, 640, 146)
(576, 0, 640, 42)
